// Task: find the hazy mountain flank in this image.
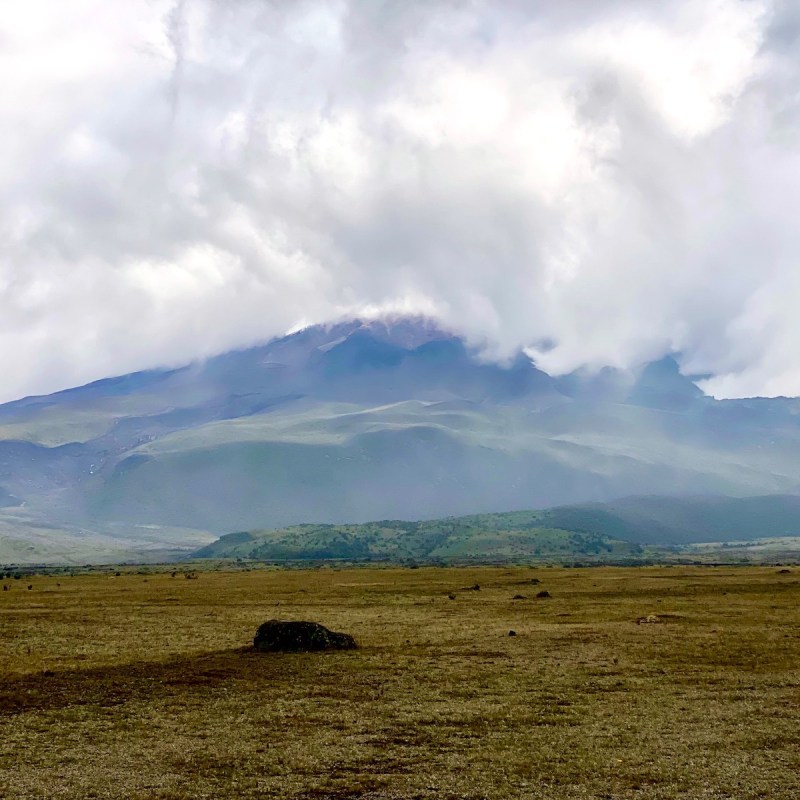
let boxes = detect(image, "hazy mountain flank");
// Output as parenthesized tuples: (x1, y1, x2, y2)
(2, 316, 800, 563)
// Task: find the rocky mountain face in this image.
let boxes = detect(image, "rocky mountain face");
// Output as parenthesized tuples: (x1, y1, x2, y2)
(1, 316, 799, 562)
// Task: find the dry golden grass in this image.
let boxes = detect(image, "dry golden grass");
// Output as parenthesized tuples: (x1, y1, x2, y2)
(1, 564, 799, 799)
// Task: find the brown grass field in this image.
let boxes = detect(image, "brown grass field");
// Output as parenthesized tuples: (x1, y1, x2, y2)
(1, 564, 799, 799)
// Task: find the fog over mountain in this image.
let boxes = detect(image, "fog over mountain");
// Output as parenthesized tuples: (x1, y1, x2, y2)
(3, 1, 800, 402)
(2, 317, 800, 563)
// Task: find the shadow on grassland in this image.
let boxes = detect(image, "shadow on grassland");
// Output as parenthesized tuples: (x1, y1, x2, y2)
(0, 647, 359, 716)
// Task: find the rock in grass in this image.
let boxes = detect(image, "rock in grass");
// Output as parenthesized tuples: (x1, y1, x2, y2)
(253, 620, 357, 653)
(536, 590, 551, 598)
(636, 614, 661, 624)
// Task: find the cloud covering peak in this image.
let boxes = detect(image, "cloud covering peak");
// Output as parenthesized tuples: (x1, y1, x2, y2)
(2, 0, 799, 401)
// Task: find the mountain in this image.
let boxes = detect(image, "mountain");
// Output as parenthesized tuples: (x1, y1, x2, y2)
(2, 315, 800, 563)
(194, 494, 800, 564)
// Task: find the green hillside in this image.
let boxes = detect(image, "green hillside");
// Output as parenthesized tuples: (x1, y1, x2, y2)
(194, 512, 641, 564)
(195, 494, 800, 564)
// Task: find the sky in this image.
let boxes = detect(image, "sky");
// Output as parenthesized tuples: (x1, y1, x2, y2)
(1, 0, 799, 402)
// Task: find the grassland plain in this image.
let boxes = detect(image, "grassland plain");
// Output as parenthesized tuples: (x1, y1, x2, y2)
(1, 565, 799, 799)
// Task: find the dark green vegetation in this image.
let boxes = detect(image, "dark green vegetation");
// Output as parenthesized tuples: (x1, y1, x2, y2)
(2, 565, 799, 798)
(3, 318, 800, 563)
(196, 515, 638, 563)
(195, 494, 800, 564)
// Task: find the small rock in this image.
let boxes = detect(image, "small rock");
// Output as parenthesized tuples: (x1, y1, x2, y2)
(253, 620, 357, 653)
(636, 614, 662, 624)
(448, 594, 456, 600)
(512, 594, 527, 600)
(529, 578, 541, 585)
(462, 584, 480, 591)
(536, 590, 551, 598)
(508, 630, 517, 637)
(778, 568, 792, 574)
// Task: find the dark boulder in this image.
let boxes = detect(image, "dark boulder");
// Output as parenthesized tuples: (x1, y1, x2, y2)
(536, 590, 551, 598)
(253, 620, 357, 653)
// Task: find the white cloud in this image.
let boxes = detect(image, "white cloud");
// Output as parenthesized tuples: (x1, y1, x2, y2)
(1, 0, 798, 401)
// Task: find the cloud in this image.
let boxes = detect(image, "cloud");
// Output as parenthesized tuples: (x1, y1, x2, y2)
(1, 0, 798, 401)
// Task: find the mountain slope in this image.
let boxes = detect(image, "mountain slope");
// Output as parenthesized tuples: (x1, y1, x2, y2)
(545, 494, 800, 545)
(2, 316, 800, 562)
(82, 399, 799, 531)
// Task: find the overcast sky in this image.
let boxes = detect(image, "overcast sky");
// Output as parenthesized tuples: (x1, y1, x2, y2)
(1, 0, 799, 402)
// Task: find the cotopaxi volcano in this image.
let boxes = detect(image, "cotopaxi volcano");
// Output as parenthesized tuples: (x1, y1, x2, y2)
(1, 317, 799, 563)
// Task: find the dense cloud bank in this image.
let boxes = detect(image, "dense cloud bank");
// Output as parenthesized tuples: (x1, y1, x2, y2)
(2, 0, 799, 401)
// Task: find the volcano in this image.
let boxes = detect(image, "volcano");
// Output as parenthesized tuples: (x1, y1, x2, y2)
(1, 316, 799, 562)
